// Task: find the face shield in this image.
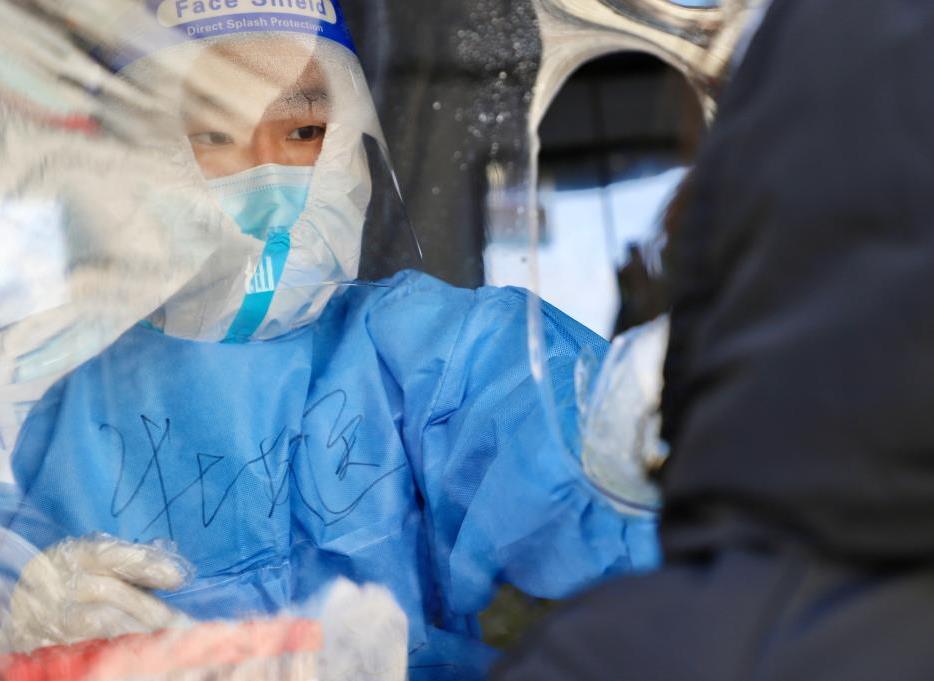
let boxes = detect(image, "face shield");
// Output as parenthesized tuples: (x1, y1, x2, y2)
(106, 1, 422, 343)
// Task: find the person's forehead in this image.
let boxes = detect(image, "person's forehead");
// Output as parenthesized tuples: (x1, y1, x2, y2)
(182, 36, 329, 122)
(193, 35, 327, 88)
(208, 36, 322, 79)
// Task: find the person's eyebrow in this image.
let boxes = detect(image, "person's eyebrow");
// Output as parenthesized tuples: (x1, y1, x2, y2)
(268, 86, 330, 118)
(180, 84, 330, 130)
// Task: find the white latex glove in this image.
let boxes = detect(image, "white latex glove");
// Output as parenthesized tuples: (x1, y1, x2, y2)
(3, 535, 192, 653)
(579, 315, 671, 515)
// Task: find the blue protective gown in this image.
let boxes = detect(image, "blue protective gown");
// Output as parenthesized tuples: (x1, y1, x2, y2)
(5, 270, 658, 680)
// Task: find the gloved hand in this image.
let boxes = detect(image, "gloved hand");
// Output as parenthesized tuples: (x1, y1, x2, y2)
(578, 315, 671, 515)
(2, 535, 192, 653)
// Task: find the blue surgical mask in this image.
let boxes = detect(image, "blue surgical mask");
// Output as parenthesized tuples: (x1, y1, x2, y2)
(206, 164, 315, 343)
(207, 164, 313, 241)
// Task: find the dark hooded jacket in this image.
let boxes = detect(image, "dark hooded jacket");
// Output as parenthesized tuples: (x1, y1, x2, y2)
(494, 4, 934, 680)
(660, 0, 934, 564)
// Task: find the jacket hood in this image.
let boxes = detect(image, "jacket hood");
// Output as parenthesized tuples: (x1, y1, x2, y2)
(660, 0, 934, 563)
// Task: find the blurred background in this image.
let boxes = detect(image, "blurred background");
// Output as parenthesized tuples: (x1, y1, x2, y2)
(343, 0, 709, 340)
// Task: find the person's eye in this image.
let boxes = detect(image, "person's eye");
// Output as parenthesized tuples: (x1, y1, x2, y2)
(287, 125, 325, 142)
(188, 131, 234, 146)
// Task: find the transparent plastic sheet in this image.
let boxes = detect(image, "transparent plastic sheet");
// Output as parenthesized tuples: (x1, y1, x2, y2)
(0, 0, 229, 474)
(522, 0, 767, 514)
(341, 0, 731, 514)
(0, 2, 416, 468)
(0, 0, 702, 675)
(0, 0, 421, 374)
(0, 0, 418, 670)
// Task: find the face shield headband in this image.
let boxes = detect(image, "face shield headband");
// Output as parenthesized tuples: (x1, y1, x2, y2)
(105, 0, 409, 343)
(107, 0, 357, 71)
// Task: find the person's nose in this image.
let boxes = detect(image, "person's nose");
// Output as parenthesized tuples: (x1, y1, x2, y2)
(248, 132, 285, 167)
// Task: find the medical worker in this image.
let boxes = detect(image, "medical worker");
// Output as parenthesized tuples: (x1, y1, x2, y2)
(0, 2, 657, 679)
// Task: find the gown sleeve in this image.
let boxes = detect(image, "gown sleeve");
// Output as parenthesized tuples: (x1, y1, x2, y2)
(367, 272, 660, 617)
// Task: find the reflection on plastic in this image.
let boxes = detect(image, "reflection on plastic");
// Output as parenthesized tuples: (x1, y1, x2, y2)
(518, 0, 761, 441)
(578, 315, 670, 515)
(0, 201, 69, 330)
(530, 0, 769, 128)
(0, 0, 421, 477)
(0, 1, 230, 472)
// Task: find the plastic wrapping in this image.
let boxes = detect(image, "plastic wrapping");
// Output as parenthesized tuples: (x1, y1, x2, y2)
(0, 0, 421, 463)
(0, 2, 423, 669)
(0, 1, 228, 471)
(519, 0, 764, 517)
